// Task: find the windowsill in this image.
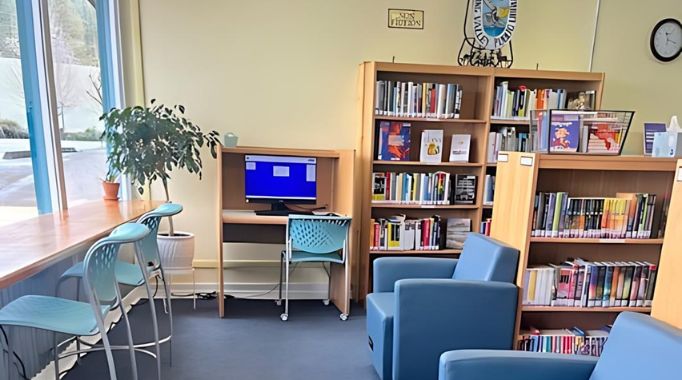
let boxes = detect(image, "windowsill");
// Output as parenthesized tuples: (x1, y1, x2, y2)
(0, 206, 38, 227)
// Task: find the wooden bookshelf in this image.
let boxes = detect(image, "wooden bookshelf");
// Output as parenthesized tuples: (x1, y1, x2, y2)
(491, 152, 676, 345)
(357, 62, 605, 301)
(651, 160, 682, 329)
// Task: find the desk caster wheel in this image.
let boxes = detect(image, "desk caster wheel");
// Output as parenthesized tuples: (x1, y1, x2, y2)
(340, 313, 348, 321)
(275, 300, 282, 306)
(323, 299, 330, 306)
(280, 313, 289, 321)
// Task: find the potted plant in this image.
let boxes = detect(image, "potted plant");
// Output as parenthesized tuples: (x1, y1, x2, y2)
(101, 99, 220, 269)
(102, 173, 120, 200)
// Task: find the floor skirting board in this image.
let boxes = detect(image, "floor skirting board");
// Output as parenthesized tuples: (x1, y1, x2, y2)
(158, 281, 331, 300)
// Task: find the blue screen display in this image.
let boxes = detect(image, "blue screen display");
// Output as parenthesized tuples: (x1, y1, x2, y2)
(244, 155, 317, 202)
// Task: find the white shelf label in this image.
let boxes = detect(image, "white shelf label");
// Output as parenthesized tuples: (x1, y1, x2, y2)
(677, 167, 682, 182)
(520, 156, 534, 166)
(497, 153, 509, 162)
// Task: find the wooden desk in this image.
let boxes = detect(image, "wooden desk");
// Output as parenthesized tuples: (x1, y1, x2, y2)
(0, 200, 159, 289)
(221, 209, 352, 318)
(217, 146, 359, 318)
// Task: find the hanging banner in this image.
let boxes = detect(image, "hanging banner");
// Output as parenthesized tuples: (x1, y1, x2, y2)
(472, 0, 517, 50)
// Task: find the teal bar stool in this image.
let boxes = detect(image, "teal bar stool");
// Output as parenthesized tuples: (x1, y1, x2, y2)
(278, 214, 352, 321)
(57, 203, 183, 380)
(0, 222, 149, 380)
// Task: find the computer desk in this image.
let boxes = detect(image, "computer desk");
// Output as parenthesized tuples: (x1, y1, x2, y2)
(220, 209, 351, 318)
(217, 146, 358, 319)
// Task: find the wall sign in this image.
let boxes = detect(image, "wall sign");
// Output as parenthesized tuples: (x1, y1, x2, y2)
(388, 9, 424, 29)
(472, 0, 517, 50)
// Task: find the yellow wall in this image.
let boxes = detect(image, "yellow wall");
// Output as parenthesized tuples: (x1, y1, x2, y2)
(132, 0, 682, 288)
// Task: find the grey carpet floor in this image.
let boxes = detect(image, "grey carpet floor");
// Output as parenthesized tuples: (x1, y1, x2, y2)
(63, 298, 379, 380)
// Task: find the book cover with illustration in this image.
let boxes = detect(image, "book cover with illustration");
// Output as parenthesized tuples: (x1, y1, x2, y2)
(378, 122, 412, 160)
(550, 120, 580, 152)
(419, 129, 444, 163)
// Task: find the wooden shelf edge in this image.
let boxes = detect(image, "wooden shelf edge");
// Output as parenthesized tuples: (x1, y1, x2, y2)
(221, 146, 341, 158)
(370, 249, 461, 255)
(375, 115, 487, 124)
(530, 237, 664, 245)
(373, 160, 483, 167)
(490, 118, 530, 125)
(371, 203, 478, 209)
(537, 154, 677, 171)
(522, 306, 651, 313)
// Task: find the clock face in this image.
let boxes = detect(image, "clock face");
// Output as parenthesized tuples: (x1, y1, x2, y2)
(651, 18, 682, 62)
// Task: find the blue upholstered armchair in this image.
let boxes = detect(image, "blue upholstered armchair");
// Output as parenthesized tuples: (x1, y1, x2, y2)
(366, 233, 520, 380)
(438, 312, 682, 380)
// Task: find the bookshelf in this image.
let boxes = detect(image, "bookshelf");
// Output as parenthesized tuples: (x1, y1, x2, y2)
(490, 152, 676, 352)
(357, 62, 605, 300)
(651, 159, 682, 329)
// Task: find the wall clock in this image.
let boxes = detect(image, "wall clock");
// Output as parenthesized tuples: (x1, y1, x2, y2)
(650, 18, 682, 62)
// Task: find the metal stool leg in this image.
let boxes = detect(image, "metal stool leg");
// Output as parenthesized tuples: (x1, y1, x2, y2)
(281, 255, 290, 321)
(99, 325, 118, 380)
(53, 332, 59, 380)
(5, 326, 12, 380)
(119, 301, 138, 380)
(277, 251, 284, 306)
(143, 273, 162, 380)
(159, 270, 174, 366)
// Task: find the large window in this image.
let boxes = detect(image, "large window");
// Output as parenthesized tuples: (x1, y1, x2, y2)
(0, 0, 37, 226)
(48, 0, 106, 206)
(0, 0, 121, 225)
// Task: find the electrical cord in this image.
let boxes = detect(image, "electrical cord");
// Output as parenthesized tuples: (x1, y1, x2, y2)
(238, 263, 300, 299)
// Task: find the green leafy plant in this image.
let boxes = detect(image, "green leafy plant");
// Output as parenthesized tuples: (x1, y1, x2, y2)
(101, 99, 220, 235)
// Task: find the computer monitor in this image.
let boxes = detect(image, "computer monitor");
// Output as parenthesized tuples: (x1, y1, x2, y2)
(244, 155, 317, 214)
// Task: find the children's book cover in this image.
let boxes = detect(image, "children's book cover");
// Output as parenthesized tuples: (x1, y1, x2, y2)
(550, 120, 580, 152)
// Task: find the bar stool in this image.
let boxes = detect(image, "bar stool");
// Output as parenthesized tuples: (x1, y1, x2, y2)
(57, 203, 183, 380)
(0, 222, 149, 380)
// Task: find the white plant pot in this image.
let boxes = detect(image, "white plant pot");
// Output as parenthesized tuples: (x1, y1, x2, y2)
(157, 231, 195, 270)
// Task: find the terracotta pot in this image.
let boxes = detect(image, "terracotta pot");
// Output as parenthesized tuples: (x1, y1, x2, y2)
(102, 181, 120, 200)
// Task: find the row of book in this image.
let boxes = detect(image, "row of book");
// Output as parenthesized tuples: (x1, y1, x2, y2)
(522, 259, 657, 308)
(374, 80, 462, 119)
(480, 218, 492, 236)
(372, 172, 477, 205)
(376, 124, 472, 163)
(492, 82, 596, 120)
(370, 216, 472, 251)
(531, 192, 661, 239)
(486, 128, 532, 163)
(518, 326, 609, 356)
(483, 174, 495, 205)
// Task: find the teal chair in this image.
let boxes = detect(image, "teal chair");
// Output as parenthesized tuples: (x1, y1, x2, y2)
(278, 214, 352, 321)
(0, 222, 150, 380)
(57, 203, 183, 380)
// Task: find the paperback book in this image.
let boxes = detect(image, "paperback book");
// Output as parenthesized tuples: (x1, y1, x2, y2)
(445, 218, 471, 249)
(448, 134, 471, 162)
(420, 130, 444, 163)
(377, 121, 411, 160)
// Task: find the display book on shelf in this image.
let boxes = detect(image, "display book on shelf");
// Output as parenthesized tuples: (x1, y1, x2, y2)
(357, 62, 605, 301)
(489, 152, 676, 358)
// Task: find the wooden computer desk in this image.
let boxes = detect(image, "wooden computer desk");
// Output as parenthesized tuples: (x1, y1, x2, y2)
(0, 200, 158, 289)
(217, 147, 358, 318)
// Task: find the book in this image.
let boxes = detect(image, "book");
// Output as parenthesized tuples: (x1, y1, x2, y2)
(374, 80, 462, 119)
(550, 119, 580, 153)
(372, 173, 386, 201)
(519, 326, 608, 357)
(452, 174, 477, 205)
(521, 259, 657, 309)
(371, 171, 451, 205)
(483, 175, 495, 205)
(419, 130, 444, 163)
(448, 134, 471, 162)
(377, 121, 411, 160)
(445, 218, 471, 249)
(643, 123, 666, 156)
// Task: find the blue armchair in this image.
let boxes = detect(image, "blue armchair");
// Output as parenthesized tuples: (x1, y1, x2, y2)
(438, 312, 682, 380)
(366, 233, 520, 380)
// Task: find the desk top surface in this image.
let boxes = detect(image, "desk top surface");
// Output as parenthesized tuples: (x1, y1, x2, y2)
(222, 210, 288, 225)
(0, 200, 159, 288)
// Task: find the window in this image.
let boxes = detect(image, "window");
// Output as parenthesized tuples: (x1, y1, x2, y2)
(0, 0, 37, 226)
(0, 0, 122, 225)
(48, 0, 106, 206)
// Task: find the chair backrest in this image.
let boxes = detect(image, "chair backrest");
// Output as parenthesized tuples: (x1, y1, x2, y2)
(589, 312, 682, 380)
(287, 214, 351, 254)
(83, 223, 150, 306)
(136, 203, 183, 265)
(452, 233, 519, 282)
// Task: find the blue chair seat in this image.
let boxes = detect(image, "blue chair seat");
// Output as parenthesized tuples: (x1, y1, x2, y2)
(0, 295, 109, 336)
(290, 250, 343, 263)
(366, 292, 395, 380)
(63, 260, 145, 287)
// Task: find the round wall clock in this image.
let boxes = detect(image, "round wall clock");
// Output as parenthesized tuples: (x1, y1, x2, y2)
(650, 18, 682, 62)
